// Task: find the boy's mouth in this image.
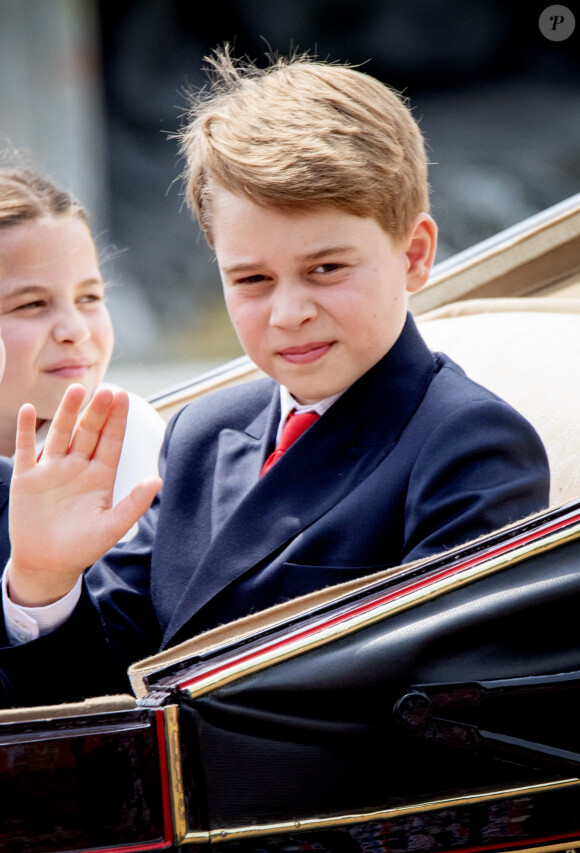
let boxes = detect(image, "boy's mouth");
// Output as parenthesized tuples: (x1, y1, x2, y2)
(278, 342, 334, 364)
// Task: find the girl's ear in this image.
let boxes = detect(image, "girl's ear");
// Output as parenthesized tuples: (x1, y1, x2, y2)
(404, 213, 438, 294)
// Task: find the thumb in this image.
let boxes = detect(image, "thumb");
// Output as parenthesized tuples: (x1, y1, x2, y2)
(106, 476, 163, 544)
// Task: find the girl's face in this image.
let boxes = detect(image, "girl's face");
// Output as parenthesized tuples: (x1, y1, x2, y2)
(0, 216, 114, 454)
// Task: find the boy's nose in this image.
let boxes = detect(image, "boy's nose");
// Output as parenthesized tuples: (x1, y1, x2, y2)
(269, 281, 316, 329)
(52, 308, 91, 344)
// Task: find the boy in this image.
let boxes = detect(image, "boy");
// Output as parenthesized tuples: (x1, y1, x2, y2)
(0, 49, 548, 706)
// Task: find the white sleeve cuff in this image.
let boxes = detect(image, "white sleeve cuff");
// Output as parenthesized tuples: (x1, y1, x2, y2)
(2, 568, 82, 645)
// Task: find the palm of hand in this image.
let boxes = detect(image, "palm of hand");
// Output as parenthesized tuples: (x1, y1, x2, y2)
(8, 385, 162, 606)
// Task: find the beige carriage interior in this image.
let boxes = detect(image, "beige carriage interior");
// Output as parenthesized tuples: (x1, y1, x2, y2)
(149, 192, 580, 509)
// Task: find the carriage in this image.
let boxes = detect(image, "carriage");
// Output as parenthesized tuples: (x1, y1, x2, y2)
(3, 193, 580, 853)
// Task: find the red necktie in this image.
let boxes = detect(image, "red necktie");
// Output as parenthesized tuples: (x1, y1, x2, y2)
(261, 410, 319, 476)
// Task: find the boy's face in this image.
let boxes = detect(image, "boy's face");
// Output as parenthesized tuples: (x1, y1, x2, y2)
(213, 187, 436, 404)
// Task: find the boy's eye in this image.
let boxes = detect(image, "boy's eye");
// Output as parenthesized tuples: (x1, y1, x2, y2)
(312, 263, 344, 274)
(236, 274, 268, 284)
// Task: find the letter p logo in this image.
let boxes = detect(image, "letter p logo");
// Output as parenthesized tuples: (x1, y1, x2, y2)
(539, 5, 576, 40)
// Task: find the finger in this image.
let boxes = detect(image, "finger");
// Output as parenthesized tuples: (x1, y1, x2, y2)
(104, 476, 163, 546)
(87, 390, 130, 470)
(13, 404, 40, 474)
(42, 385, 88, 458)
(71, 388, 128, 465)
(67, 387, 117, 459)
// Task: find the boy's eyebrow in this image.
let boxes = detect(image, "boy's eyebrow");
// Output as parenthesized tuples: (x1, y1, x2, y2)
(222, 245, 356, 274)
(296, 245, 356, 262)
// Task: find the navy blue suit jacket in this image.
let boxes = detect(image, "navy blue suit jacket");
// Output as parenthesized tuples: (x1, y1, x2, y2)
(0, 316, 550, 706)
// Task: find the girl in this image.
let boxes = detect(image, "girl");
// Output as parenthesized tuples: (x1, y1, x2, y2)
(0, 166, 166, 519)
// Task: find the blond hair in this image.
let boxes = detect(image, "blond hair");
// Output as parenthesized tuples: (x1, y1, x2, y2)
(179, 47, 430, 247)
(0, 167, 88, 229)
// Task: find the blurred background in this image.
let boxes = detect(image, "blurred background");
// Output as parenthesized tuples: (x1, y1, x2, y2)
(0, 0, 579, 395)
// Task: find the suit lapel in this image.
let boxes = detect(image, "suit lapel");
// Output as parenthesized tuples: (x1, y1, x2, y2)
(163, 314, 435, 646)
(210, 396, 278, 537)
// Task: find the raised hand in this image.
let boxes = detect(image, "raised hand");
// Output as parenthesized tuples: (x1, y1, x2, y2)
(7, 384, 162, 607)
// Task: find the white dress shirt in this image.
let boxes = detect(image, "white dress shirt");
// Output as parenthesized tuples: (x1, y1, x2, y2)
(277, 385, 343, 440)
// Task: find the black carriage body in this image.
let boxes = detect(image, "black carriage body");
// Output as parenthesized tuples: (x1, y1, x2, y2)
(4, 502, 580, 852)
(0, 705, 172, 852)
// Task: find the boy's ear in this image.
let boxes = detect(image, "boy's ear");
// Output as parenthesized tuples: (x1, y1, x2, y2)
(404, 214, 438, 294)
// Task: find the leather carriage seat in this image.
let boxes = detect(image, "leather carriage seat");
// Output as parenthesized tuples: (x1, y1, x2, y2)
(417, 297, 580, 509)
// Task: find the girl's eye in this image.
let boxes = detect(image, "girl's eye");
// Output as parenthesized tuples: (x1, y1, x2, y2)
(13, 300, 46, 312)
(77, 293, 103, 304)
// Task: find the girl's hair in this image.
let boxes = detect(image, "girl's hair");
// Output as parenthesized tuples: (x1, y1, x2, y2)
(0, 167, 88, 229)
(179, 46, 430, 247)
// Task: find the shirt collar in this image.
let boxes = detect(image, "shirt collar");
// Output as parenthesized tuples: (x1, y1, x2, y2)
(277, 385, 344, 441)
